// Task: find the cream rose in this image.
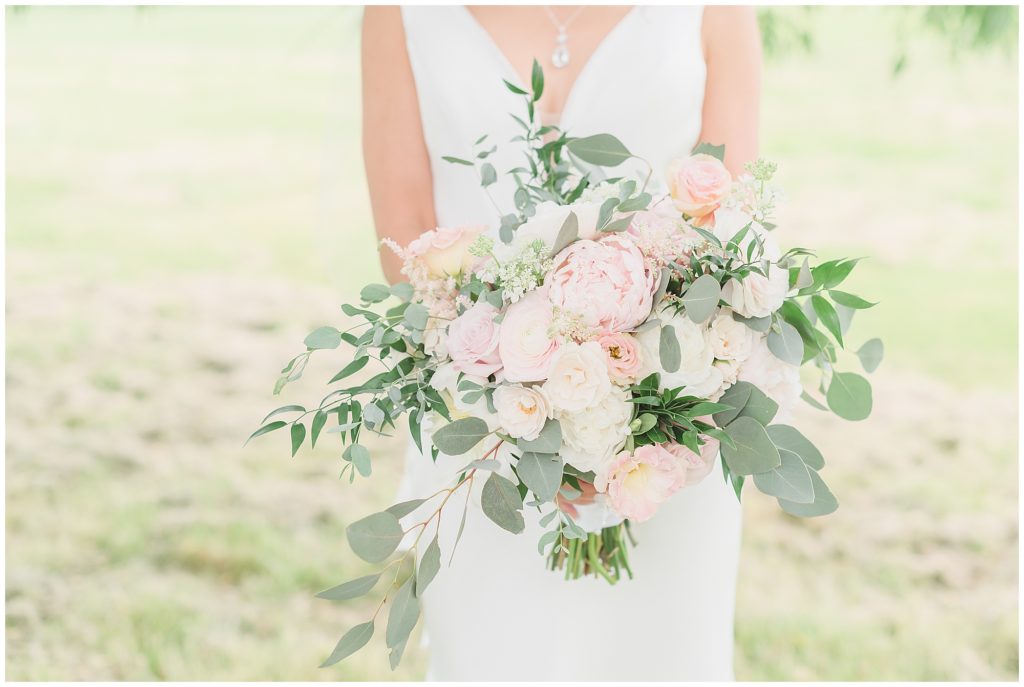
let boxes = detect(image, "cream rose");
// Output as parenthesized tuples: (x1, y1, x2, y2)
(721, 266, 789, 319)
(492, 384, 553, 441)
(708, 310, 756, 362)
(407, 225, 483, 278)
(446, 301, 502, 377)
(636, 312, 715, 390)
(738, 338, 802, 420)
(666, 153, 732, 222)
(542, 341, 612, 414)
(497, 287, 561, 383)
(558, 386, 633, 473)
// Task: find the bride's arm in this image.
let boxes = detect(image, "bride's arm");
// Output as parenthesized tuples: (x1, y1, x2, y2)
(699, 6, 763, 176)
(362, 7, 437, 284)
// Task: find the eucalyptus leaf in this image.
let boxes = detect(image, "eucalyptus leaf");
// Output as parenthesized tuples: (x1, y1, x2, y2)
(692, 141, 726, 161)
(316, 573, 381, 601)
(721, 416, 781, 475)
(290, 422, 306, 457)
(681, 274, 721, 323)
(767, 319, 804, 365)
(829, 290, 876, 309)
(752, 448, 814, 503)
(311, 409, 328, 449)
(360, 283, 391, 304)
(811, 294, 844, 347)
(516, 419, 562, 454)
(856, 338, 884, 373)
(567, 133, 632, 167)
(390, 281, 414, 302)
(432, 417, 490, 456)
(346, 512, 403, 563)
(417, 536, 441, 595)
(767, 424, 825, 470)
(480, 162, 497, 187)
(517, 452, 564, 502)
(246, 420, 287, 445)
(480, 472, 525, 534)
(549, 211, 579, 257)
(403, 303, 429, 331)
(732, 312, 772, 332)
(385, 577, 420, 649)
(385, 499, 426, 519)
(827, 371, 873, 421)
(778, 469, 838, 517)
(659, 324, 681, 373)
(713, 381, 778, 426)
(344, 443, 372, 476)
(320, 621, 374, 667)
(304, 326, 342, 350)
(329, 356, 369, 384)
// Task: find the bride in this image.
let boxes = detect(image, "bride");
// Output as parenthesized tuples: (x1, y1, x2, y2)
(361, 5, 761, 681)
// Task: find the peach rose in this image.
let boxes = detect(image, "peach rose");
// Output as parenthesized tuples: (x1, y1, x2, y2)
(666, 154, 732, 222)
(547, 235, 658, 334)
(407, 225, 483, 278)
(446, 301, 502, 377)
(498, 287, 561, 383)
(596, 444, 686, 522)
(597, 332, 644, 384)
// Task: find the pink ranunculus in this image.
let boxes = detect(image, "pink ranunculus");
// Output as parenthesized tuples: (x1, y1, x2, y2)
(595, 444, 686, 522)
(597, 332, 644, 384)
(498, 287, 561, 383)
(446, 301, 502, 377)
(664, 424, 721, 487)
(666, 154, 732, 223)
(546, 234, 658, 334)
(407, 225, 484, 278)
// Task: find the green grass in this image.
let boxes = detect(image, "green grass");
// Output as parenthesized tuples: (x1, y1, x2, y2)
(5, 6, 1018, 681)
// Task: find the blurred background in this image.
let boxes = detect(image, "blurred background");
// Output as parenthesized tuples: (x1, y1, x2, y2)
(5, 5, 1018, 681)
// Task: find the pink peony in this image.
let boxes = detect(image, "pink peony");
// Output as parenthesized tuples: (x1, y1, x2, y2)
(546, 234, 658, 334)
(666, 154, 732, 223)
(407, 225, 484, 278)
(595, 444, 686, 522)
(597, 332, 644, 384)
(498, 287, 561, 382)
(446, 301, 502, 377)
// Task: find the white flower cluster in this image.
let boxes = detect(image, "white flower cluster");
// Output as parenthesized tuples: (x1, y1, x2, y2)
(494, 239, 554, 304)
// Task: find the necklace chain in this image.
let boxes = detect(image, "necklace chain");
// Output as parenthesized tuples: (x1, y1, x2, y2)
(542, 5, 585, 69)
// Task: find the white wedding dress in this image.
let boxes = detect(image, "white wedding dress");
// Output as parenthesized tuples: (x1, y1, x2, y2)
(395, 6, 742, 681)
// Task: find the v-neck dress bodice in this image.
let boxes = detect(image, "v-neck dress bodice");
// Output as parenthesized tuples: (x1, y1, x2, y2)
(396, 6, 741, 681)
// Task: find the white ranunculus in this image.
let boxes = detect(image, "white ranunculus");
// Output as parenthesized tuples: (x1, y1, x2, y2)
(721, 266, 789, 319)
(738, 338, 802, 421)
(429, 362, 499, 430)
(558, 386, 633, 473)
(492, 384, 552, 441)
(541, 341, 612, 414)
(636, 311, 715, 390)
(708, 310, 756, 362)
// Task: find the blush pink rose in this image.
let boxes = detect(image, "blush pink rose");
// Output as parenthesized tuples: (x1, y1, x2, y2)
(663, 425, 721, 487)
(498, 287, 561, 383)
(666, 154, 732, 223)
(446, 301, 502, 377)
(597, 332, 644, 384)
(546, 235, 658, 334)
(595, 444, 686, 522)
(407, 225, 484, 278)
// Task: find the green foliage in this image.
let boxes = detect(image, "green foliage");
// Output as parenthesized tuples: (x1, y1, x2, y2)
(480, 472, 525, 534)
(345, 512, 403, 564)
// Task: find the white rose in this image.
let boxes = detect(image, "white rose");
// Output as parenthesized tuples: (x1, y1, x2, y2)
(558, 387, 633, 473)
(636, 312, 715, 389)
(681, 364, 725, 400)
(492, 200, 604, 263)
(738, 338, 802, 421)
(492, 384, 552, 441)
(429, 362, 499, 430)
(721, 266, 788, 319)
(422, 316, 449, 359)
(708, 310, 756, 362)
(542, 341, 612, 414)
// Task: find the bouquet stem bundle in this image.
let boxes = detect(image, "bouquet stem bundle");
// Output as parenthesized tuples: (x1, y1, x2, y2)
(549, 523, 634, 584)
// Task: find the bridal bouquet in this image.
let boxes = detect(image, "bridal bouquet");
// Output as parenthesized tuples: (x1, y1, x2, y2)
(251, 63, 881, 669)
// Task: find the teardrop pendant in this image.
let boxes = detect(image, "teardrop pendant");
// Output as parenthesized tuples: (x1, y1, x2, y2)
(552, 30, 570, 69)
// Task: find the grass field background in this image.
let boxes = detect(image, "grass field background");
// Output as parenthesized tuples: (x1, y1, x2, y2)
(5, 6, 1018, 680)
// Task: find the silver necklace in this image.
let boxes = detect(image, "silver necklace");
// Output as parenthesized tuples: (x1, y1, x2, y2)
(543, 5, 586, 69)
